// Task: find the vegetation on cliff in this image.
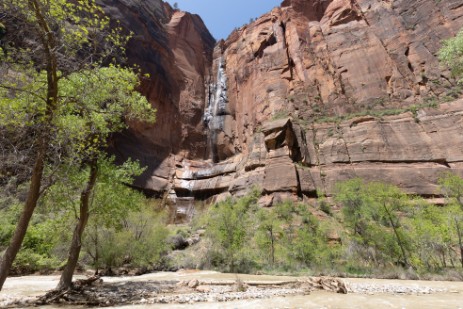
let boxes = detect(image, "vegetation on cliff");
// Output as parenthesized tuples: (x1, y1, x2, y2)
(439, 28, 463, 83)
(170, 175, 463, 278)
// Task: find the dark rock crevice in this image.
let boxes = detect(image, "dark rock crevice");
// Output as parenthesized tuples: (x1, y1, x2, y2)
(253, 33, 277, 59)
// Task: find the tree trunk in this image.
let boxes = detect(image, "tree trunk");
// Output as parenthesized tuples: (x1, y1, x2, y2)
(0, 138, 47, 290)
(94, 222, 99, 276)
(57, 161, 98, 290)
(269, 228, 275, 266)
(0, 0, 59, 292)
(455, 218, 463, 268)
(383, 202, 409, 267)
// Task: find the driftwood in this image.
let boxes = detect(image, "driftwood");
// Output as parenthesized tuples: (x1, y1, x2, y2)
(179, 277, 348, 294)
(73, 275, 102, 288)
(31, 275, 347, 308)
(35, 276, 102, 306)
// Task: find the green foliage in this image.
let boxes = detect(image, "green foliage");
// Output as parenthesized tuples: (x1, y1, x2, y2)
(200, 193, 334, 274)
(318, 194, 332, 215)
(0, 0, 127, 65)
(254, 208, 282, 266)
(439, 172, 463, 207)
(437, 172, 463, 268)
(333, 176, 463, 273)
(334, 179, 413, 267)
(0, 0, 155, 285)
(72, 172, 457, 277)
(0, 157, 168, 274)
(84, 205, 169, 270)
(0, 201, 65, 274)
(0, 65, 155, 160)
(0, 203, 21, 247)
(32, 156, 154, 271)
(205, 190, 260, 272)
(12, 249, 60, 275)
(42, 156, 145, 226)
(405, 199, 459, 271)
(439, 28, 463, 82)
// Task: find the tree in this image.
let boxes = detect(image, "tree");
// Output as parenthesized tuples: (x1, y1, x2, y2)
(439, 28, 463, 82)
(334, 179, 412, 268)
(406, 199, 457, 270)
(255, 209, 281, 267)
(292, 206, 325, 267)
(438, 172, 463, 267)
(205, 191, 259, 272)
(53, 66, 154, 289)
(84, 201, 169, 273)
(0, 0, 151, 290)
(42, 156, 162, 277)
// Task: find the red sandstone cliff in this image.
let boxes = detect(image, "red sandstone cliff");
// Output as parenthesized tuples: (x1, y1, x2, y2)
(108, 0, 463, 202)
(215, 0, 463, 159)
(99, 0, 215, 194)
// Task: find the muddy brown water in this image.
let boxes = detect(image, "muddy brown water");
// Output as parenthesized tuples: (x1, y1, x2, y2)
(1, 271, 463, 308)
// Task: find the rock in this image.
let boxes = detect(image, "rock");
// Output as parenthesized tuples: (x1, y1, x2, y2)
(195, 286, 211, 293)
(169, 235, 190, 250)
(214, 0, 463, 155)
(104, 0, 215, 195)
(258, 195, 274, 207)
(188, 279, 200, 289)
(319, 277, 348, 294)
(263, 157, 299, 193)
(186, 235, 201, 246)
(106, 0, 463, 202)
(233, 279, 248, 292)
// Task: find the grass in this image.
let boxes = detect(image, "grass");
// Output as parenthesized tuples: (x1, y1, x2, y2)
(271, 110, 290, 120)
(313, 100, 440, 124)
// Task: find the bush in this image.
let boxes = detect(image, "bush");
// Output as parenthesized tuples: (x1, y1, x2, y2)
(200, 193, 336, 274)
(204, 190, 259, 273)
(0, 201, 66, 275)
(84, 205, 170, 272)
(334, 179, 413, 268)
(11, 249, 60, 275)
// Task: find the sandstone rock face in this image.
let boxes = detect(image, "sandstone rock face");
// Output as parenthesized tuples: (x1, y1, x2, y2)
(215, 0, 463, 155)
(173, 100, 463, 203)
(183, 0, 463, 202)
(108, 0, 463, 202)
(100, 0, 215, 194)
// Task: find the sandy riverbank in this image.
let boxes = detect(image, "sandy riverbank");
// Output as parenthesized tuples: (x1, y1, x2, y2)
(1, 271, 462, 308)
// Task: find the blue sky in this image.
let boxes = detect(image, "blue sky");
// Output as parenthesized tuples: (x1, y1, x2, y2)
(165, 0, 282, 40)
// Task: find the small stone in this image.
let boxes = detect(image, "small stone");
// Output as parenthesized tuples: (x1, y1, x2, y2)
(196, 285, 211, 293)
(188, 279, 200, 288)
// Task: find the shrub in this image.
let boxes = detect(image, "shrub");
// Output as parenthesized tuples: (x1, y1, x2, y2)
(84, 205, 169, 271)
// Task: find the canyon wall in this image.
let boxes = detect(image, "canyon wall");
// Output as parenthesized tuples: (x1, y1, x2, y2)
(212, 0, 463, 159)
(109, 0, 463, 203)
(100, 0, 215, 194)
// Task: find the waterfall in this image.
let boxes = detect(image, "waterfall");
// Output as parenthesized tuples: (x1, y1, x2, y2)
(204, 57, 228, 162)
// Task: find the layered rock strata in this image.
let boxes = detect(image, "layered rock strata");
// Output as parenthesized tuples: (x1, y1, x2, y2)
(174, 100, 463, 204)
(108, 0, 463, 202)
